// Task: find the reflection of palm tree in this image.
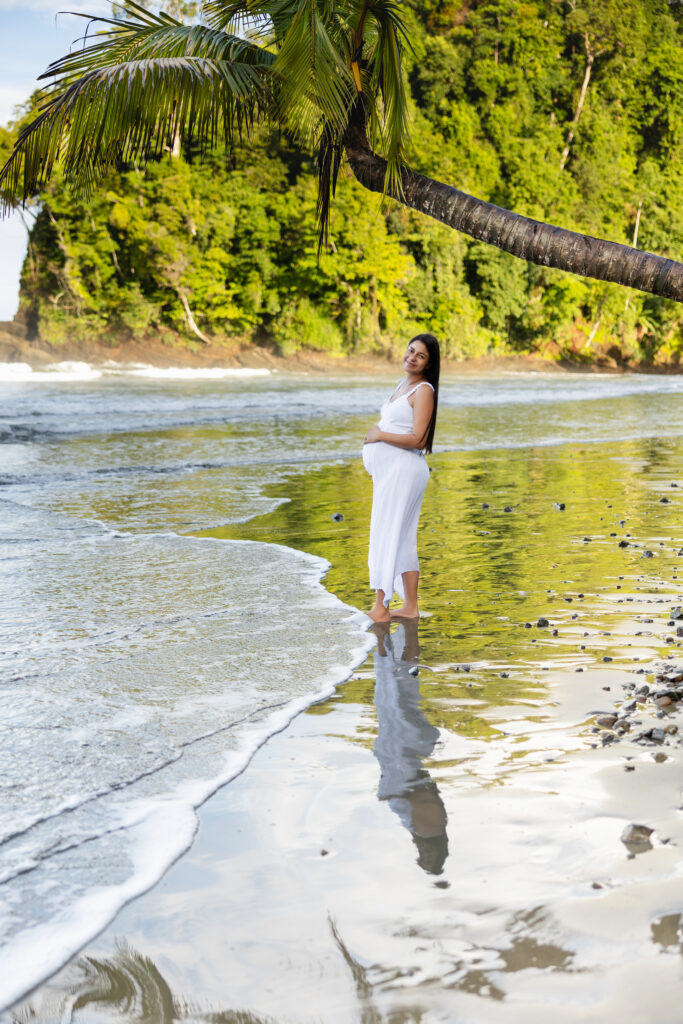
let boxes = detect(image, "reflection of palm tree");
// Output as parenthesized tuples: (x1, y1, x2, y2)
(371, 621, 448, 876)
(11, 942, 276, 1024)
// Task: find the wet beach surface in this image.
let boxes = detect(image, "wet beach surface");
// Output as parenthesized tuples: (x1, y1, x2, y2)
(8, 427, 683, 1023)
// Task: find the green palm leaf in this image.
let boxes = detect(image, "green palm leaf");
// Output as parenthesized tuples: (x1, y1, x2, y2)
(0, 0, 411, 248)
(0, 10, 274, 210)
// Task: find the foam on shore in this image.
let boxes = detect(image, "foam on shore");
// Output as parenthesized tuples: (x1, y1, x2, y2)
(0, 361, 271, 383)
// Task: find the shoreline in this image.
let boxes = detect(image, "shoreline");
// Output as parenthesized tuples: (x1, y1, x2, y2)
(2, 326, 682, 376)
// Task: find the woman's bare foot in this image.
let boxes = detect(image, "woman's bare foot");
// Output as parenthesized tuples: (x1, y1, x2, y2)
(368, 590, 391, 622)
(390, 605, 419, 619)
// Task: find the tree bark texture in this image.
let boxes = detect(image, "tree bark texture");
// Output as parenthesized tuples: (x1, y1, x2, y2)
(344, 115, 683, 304)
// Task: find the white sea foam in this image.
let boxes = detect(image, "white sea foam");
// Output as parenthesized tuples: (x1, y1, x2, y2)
(0, 360, 271, 383)
(102, 363, 272, 379)
(0, 361, 102, 382)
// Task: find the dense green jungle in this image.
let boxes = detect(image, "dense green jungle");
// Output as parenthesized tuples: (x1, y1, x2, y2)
(2, 0, 683, 364)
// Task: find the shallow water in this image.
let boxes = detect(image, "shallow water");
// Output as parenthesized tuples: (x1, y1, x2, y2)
(2, 363, 683, 1019)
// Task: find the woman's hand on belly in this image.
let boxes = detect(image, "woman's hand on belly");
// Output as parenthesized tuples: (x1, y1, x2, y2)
(364, 425, 382, 444)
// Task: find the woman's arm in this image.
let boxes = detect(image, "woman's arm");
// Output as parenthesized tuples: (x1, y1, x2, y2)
(364, 386, 434, 450)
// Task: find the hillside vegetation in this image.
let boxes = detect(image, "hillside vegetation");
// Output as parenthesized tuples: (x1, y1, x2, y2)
(4, 0, 683, 364)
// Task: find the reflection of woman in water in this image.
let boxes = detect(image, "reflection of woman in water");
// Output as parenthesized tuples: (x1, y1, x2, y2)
(362, 334, 440, 622)
(372, 621, 448, 876)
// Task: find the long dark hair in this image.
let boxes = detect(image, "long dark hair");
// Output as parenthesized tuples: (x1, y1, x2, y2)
(410, 333, 440, 454)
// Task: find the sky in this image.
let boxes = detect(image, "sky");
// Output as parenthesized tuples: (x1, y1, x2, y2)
(0, 0, 108, 319)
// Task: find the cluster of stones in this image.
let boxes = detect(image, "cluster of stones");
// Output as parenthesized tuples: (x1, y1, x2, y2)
(592, 608, 683, 749)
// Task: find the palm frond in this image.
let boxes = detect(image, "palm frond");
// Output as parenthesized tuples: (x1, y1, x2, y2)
(1, 0, 413, 256)
(274, 3, 355, 144)
(204, 0, 295, 37)
(42, 9, 274, 86)
(363, 0, 411, 197)
(316, 117, 344, 255)
(0, 54, 271, 211)
(0, 7, 276, 211)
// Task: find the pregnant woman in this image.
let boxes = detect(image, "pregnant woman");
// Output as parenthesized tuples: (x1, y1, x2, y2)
(362, 333, 440, 622)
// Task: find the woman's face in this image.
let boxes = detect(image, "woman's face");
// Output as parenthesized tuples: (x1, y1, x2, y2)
(403, 340, 430, 375)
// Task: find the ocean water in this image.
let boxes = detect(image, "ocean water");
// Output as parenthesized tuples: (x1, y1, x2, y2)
(2, 359, 683, 1012)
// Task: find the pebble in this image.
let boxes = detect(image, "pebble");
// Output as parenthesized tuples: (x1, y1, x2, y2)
(602, 656, 613, 662)
(642, 550, 654, 558)
(331, 513, 344, 521)
(503, 506, 513, 513)
(656, 695, 673, 707)
(554, 502, 566, 510)
(660, 497, 671, 504)
(537, 617, 550, 628)
(597, 714, 618, 728)
(672, 607, 683, 620)
(408, 666, 419, 677)
(621, 823, 654, 844)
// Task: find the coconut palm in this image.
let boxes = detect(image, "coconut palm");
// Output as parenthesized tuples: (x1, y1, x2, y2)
(1, 0, 682, 301)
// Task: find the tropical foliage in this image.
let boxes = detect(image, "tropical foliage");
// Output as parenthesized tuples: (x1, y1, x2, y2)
(5, 0, 683, 362)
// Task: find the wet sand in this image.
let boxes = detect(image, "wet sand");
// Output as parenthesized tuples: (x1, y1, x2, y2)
(8, 438, 683, 1022)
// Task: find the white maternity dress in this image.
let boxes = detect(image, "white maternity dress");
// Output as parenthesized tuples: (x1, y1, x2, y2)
(362, 381, 432, 605)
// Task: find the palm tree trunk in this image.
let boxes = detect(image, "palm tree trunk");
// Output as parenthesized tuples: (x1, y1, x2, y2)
(343, 108, 683, 303)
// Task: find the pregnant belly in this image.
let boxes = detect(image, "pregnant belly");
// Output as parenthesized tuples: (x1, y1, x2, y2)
(363, 442, 423, 479)
(362, 443, 376, 476)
